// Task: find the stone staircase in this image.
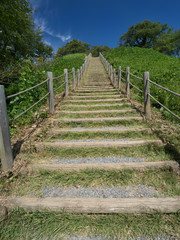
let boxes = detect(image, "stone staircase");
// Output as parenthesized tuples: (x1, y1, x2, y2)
(1, 57, 179, 214)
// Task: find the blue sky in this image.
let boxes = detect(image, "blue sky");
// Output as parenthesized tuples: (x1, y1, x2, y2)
(29, 0, 180, 53)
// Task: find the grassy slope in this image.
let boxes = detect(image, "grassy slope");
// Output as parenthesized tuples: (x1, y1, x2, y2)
(103, 47, 180, 119)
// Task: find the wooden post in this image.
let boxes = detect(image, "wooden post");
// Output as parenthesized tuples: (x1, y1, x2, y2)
(80, 67, 82, 80)
(108, 64, 110, 76)
(113, 69, 116, 87)
(64, 69, 68, 96)
(110, 65, 113, 83)
(126, 67, 130, 99)
(77, 69, 80, 86)
(118, 66, 121, 90)
(83, 64, 85, 73)
(0, 85, 13, 171)
(72, 68, 75, 89)
(47, 72, 54, 114)
(143, 72, 151, 119)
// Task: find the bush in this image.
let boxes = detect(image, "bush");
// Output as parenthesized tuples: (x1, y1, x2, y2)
(103, 47, 180, 120)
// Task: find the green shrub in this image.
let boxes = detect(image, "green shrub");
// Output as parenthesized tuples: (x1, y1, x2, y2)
(103, 47, 180, 120)
(5, 53, 86, 131)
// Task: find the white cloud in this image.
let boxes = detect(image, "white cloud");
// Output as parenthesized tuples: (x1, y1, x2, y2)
(34, 16, 72, 42)
(44, 40, 51, 46)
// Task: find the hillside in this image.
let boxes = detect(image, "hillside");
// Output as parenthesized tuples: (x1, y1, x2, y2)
(103, 47, 180, 119)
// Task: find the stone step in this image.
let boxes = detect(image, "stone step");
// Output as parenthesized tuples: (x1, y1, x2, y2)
(32, 161, 179, 172)
(71, 93, 119, 96)
(62, 103, 131, 108)
(56, 109, 136, 114)
(49, 126, 148, 134)
(64, 99, 127, 103)
(51, 116, 143, 123)
(75, 89, 116, 92)
(69, 95, 120, 99)
(1, 196, 179, 213)
(39, 139, 162, 149)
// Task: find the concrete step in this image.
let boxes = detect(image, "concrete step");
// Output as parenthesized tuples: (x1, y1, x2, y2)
(1, 196, 179, 213)
(51, 116, 143, 123)
(49, 126, 148, 134)
(56, 109, 136, 114)
(75, 89, 117, 92)
(64, 99, 128, 103)
(32, 161, 179, 172)
(62, 103, 131, 108)
(69, 95, 120, 99)
(39, 139, 162, 149)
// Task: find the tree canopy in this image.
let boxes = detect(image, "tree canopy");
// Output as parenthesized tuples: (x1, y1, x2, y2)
(56, 40, 91, 57)
(56, 39, 110, 57)
(0, 0, 53, 72)
(119, 20, 180, 56)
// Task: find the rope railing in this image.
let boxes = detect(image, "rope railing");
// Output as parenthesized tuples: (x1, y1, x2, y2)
(129, 82, 143, 93)
(0, 52, 92, 171)
(148, 79, 180, 97)
(6, 78, 49, 99)
(99, 52, 180, 121)
(129, 73, 143, 81)
(149, 93, 180, 120)
(9, 92, 50, 124)
(54, 82, 66, 93)
(53, 73, 65, 81)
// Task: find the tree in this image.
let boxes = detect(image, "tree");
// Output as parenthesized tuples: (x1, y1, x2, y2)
(119, 20, 180, 55)
(56, 40, 90, 57)
(0, 0, 53, 72)
(91, 45, 110, 57)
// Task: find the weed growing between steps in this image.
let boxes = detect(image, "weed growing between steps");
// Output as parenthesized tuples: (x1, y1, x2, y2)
(62, 100, 128, 105)
(57, 119, 146, 128)
(47, 130, 156, 141)
(54, 112, 140, 119)
(21, 144, 177, 163)
(4, 167, 180, 197)
(61, 104, 132, 111)
(0, 210, 179, 240)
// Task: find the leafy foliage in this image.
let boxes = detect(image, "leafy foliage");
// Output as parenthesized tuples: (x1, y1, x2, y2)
(0, 0, 53, 76)
(56, 39, 90, 57)
(6, 53, 86, 129)
(119, 20, 180, 56)
(103, 47, 180, 119)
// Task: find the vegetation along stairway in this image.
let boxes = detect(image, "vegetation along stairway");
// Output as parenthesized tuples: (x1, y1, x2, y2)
(1, 57, 180, 215)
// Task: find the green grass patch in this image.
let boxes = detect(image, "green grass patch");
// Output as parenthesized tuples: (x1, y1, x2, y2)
(63, 100, 128, 105)
(5, 167, 180, 197)
(57, 119, 146, 128)
(60, 104, 133, 111)
(23, 144, 176, 163)
(55, 112, 140, 119)
(0, 210, 179, 240)
(48, 130, 156, 141)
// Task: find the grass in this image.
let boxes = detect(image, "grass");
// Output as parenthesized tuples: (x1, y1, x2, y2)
(60, 104, 132, 111)
(57, 119, 146, 128)
(47, 129, 156, 141)
(0, 210, 179, 240)
(54, 112, 139, 119)
(28, 143, 179, 162)
(4, 167, 180, 197)
(62, 100, 128, 105)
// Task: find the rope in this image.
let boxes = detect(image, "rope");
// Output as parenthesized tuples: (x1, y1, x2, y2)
(7, 78, 49, 99)
(54, 82, 65, 93)
(149, 79, 180, 97)
(9, 92, 50, 124)
(129, 82, 143, 93)
(129, 73, 143, 81)
(53, 73, 65, 80)
(149, 93, 180, 120)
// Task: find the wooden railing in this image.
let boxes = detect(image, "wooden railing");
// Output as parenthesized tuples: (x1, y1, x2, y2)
(0, 53, 92, 171)
(99, 52, 180, 121)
